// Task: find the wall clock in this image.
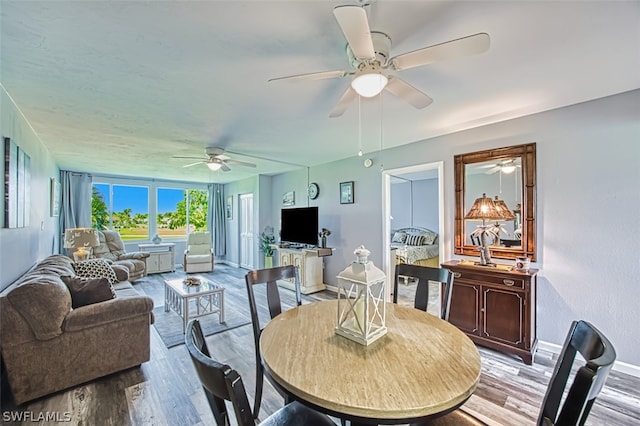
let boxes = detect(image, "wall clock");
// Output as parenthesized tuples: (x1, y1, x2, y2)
(308, 182, 320, 200)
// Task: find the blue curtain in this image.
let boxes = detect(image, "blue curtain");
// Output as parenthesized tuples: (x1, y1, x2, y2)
(208, 183, 226, 256)
(58, 170, 92, 253)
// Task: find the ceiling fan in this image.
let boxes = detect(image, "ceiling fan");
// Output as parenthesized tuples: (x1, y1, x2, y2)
(269, 3, 490, 117)
(173, 147, 256, 172)
(480, 158, 521, 175)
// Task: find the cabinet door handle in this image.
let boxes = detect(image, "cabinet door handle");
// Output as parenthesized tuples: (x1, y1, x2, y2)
(503, 279, 515, 286)
(453, 272, 462, 278)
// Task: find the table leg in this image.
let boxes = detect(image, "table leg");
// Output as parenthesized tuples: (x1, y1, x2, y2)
(164, 284, 169, 312)
(219, 291, 225, 323)
(182, 296, 188, 333)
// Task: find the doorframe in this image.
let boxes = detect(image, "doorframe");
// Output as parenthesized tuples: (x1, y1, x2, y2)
(239, 192, 255, 270)
(382, 161, 444, 299)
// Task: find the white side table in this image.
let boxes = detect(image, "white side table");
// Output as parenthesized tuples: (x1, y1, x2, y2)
(138, 243, 176, 274)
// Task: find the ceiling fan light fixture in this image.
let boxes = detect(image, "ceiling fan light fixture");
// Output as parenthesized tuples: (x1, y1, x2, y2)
(207, 161, 223, 171)
(351, 72, 388, 97)
(501, 165, 516, 174)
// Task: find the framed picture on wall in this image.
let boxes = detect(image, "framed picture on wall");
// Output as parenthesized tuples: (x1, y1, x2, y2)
(282, 191, 295, 206)
(226, 196, 233, 220)
(50, 178, 61, 217)
(340, 181, 354, 204)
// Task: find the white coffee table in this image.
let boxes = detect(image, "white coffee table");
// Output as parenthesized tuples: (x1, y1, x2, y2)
(164, 276, 225, 333)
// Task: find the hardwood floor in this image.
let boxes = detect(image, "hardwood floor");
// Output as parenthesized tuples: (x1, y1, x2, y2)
(1, 264, 638, 425)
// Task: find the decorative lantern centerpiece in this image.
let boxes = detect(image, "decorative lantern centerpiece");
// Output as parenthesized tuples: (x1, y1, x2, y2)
(335, 245, 387, 346)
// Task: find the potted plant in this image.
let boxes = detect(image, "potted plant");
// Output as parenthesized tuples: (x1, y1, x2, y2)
(259, 226, 276, 268)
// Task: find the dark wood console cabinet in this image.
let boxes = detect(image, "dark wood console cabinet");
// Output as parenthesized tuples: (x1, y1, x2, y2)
(441, 260, 538, 365)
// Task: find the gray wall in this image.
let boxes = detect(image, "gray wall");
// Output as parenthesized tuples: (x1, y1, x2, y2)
(1, 87, 60, 290)
(261, 90, 640, 366)
(390, 178, 439, 232)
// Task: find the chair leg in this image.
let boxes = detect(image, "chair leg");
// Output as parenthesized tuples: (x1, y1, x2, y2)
(253, 361, 264, 419)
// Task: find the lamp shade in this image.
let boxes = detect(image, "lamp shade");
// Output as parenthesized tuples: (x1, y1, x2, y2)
(493, 196, 516, 221)
(64, 228, 100, 261)
(464, 193, 504, 221)
(63, 228, 99, 249)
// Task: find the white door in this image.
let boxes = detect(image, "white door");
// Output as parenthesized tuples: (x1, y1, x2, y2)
(239, 193, 254, 269)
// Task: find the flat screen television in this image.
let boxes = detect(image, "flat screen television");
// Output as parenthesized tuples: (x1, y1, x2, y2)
(280, 207, 318, 247)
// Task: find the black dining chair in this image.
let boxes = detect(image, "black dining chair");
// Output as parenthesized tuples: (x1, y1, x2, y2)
(393, 263, 454, 321)
(245, 265, 302, 419)
(185, 319, 335, 426)
(414, 320, 616, 426)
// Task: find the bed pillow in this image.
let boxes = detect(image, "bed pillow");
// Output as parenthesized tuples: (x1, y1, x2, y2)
(405, 234, 424, 246)
(422, 229, 438, 245)
(73, 258, 118, 285)
(391, 231, 407, 243)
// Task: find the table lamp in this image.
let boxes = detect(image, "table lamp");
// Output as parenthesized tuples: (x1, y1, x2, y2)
(464, 194, 510, 266)
(335, 245, 387, 345)
(63, 228, 100, 261)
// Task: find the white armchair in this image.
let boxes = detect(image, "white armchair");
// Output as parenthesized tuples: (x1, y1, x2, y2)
(184, 232, 214, 273)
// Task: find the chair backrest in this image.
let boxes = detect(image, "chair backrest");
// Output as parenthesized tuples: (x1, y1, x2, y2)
(244, 265, 301, 418)
(245, 265, 301, 336)
(393, 263, 454, 321)
(185, 319, 255, 426)
(93, 230, 126, 261)
(537, 320, 616, 426)
(187, 232, 212, 255)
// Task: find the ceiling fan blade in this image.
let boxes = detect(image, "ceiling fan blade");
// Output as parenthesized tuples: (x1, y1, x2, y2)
(333, 5, 375, 60)
(329, 86, 357, 118)
(384, 76, 433, 109)
(225, 159, 256, 168)
(390, 33, 490, 71)
(220, 163, 231, 172)
(269, 70, 349, 83)
(485, 166, 501, 174)
(173, 155, 206, 160)
(183, 161, 205, 168)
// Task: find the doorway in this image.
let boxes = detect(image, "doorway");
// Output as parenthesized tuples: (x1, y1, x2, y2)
(382, 161, 444, 300)
(239, 193, 254, 269)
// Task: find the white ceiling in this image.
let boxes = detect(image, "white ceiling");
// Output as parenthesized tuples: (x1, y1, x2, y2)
(2, 1, 639, 183)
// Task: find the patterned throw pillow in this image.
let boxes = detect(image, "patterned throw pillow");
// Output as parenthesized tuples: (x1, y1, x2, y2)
(391, 232, 407, 243)
(422, 229, 438, 245)
(405, 234, 424, 246)
(61, 275, 116, 308)
(73, 258, 118, 285)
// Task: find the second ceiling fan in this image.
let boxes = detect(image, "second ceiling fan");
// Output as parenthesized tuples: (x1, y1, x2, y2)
(270, 3, 490, 117)
(173, 147, 256, 172)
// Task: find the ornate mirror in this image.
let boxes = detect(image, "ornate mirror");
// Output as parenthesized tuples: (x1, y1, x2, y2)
(454, 143, 536, 261)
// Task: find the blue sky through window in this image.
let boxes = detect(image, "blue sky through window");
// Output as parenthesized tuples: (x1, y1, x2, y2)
(94, 184, 184, 214)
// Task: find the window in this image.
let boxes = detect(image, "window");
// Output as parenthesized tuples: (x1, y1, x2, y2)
(157, 188, 208, 239)
(92, 183, 149, 241)
(91, 178, 208, 242)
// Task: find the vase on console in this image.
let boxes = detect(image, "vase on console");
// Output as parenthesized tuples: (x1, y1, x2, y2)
(152, 233, 162, 244)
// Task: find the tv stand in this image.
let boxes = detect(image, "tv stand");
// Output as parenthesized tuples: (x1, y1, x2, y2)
(275, 247, 326, 294)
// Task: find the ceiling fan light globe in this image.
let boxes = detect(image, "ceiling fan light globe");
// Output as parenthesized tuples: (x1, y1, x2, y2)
(351, 73, 388, 97)
(501, 165, 516, 174)
(207, 162, 223, 171)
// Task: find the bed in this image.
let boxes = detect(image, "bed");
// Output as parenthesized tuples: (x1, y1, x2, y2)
(391, 227, 440, 268)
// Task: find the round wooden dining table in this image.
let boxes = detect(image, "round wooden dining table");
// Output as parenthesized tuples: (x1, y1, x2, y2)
(260, 299, 481, 425)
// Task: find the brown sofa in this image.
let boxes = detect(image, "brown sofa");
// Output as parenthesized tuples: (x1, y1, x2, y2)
(93, 230, 150, 281)
(0, 254, 154, 404)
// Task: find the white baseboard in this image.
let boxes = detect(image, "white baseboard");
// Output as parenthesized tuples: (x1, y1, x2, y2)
(324, 284, 340, 294)
(538, 340, 640, 378)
